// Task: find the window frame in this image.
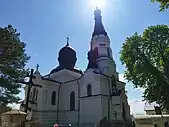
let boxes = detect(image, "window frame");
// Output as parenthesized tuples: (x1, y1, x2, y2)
(32, 87, 36, 101)
(87, 84, 92, 96)
(35, 89, 38, 101)
(70, 91, 75, 111)
(51, 91, 56, 105)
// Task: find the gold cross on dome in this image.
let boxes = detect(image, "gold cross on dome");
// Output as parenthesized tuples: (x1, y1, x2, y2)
(66, 37, 70, 46)
(36, 64, 39, 71)
(66, 37, 70, 43)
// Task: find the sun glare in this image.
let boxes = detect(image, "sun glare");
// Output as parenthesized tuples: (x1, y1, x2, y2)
(90, 0, 105, 8)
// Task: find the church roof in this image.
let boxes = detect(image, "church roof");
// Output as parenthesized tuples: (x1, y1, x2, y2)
(41, 76, 62, 84)
(92, 8, 107, 37)
(50, 67, 83, 74)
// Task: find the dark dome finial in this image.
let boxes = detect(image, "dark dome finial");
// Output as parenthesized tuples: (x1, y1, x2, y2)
(92, 8, 107, 37)
(66, 37, 70, 47)
(34, 64, 40, 74)
(96, 5, 98, 9)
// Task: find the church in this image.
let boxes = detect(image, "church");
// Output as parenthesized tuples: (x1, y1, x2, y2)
(21, 8, 133, 127)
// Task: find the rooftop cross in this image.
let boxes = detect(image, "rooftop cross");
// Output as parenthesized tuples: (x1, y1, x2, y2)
(36, 64, 39, 72)
(66, 37, 70, 46)
(96, 4, 98, 9)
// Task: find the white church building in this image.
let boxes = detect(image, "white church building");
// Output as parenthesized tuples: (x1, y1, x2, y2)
(21, 8, 133, 127)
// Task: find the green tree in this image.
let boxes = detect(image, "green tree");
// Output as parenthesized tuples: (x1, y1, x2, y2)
(0, 25, 30, 106)
(151, 0, 169, 11)
(120, 25, 169, 111)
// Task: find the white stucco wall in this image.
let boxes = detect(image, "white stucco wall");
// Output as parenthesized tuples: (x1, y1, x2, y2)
(57, 81, 79, 124)
(99, 76, 109, 95)
(80, 96, 102, 124)
(24, 67, 132, 126)
(91, 34, 110, 49)
(59, 81, 78, 110)
(79, 70, 101, 97)
(101, 96, 109, 118)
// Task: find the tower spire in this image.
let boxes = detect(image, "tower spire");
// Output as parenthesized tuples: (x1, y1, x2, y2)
(34, 64, 40, 74)
(92, 8, 107, 37)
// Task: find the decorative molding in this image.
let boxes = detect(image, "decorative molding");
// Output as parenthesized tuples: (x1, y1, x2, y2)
(32, 109, 78, 113)
(80, 94, 109, 98)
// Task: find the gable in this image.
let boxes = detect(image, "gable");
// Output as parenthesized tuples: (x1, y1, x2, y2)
(43, 69, 82, 83)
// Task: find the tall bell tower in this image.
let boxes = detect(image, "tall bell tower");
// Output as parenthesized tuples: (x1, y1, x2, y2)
(87, 7, 117, 78)
(80, 7, 132, 126)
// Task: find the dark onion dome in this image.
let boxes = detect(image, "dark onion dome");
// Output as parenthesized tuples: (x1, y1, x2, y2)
(92, 8, 107, 37)
(58, 42, 77, 69)
(50, 43, 82, 74)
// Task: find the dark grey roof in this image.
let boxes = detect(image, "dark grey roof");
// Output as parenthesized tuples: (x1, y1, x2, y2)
(50, 67, 83, 75)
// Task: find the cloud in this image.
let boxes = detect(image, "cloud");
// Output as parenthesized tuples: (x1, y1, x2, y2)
(135, 87, 145, 93)
(129, 99, 146, 114)
(144, 102, 159, 111)
(119, 73, 127, 83)
(8, 103, 20, 110)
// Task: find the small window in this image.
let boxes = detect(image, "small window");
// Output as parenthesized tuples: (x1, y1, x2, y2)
(51, 91, 56, 105)
(107, 47, 110, 58)
(43, 91, 47, 104)
(35, 90, 38, 101)
(70, 92, 75, 110)
(32, 87, 36, 101)
(87, 84, 92, 96)
(94, 47, 98, 57)
(111, 76, 117, 95)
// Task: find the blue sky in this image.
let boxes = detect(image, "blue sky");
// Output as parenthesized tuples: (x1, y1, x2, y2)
(0, 0, 169, 113)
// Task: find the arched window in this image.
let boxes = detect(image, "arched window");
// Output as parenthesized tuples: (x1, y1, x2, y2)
(107, 47, 110, 58)
(94, 47, 98, 57)
(51, 91, 56, 105)
(43, 91, 47, 104)
(111, 76, 117, 95)
(35, 90, 38, 101)
(164, 122, 168, 127)
(32, 87, 36, 101)
(70, 92, 75, 110)
(87, 84, 92, 96)
(92, 47, 98, 62)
